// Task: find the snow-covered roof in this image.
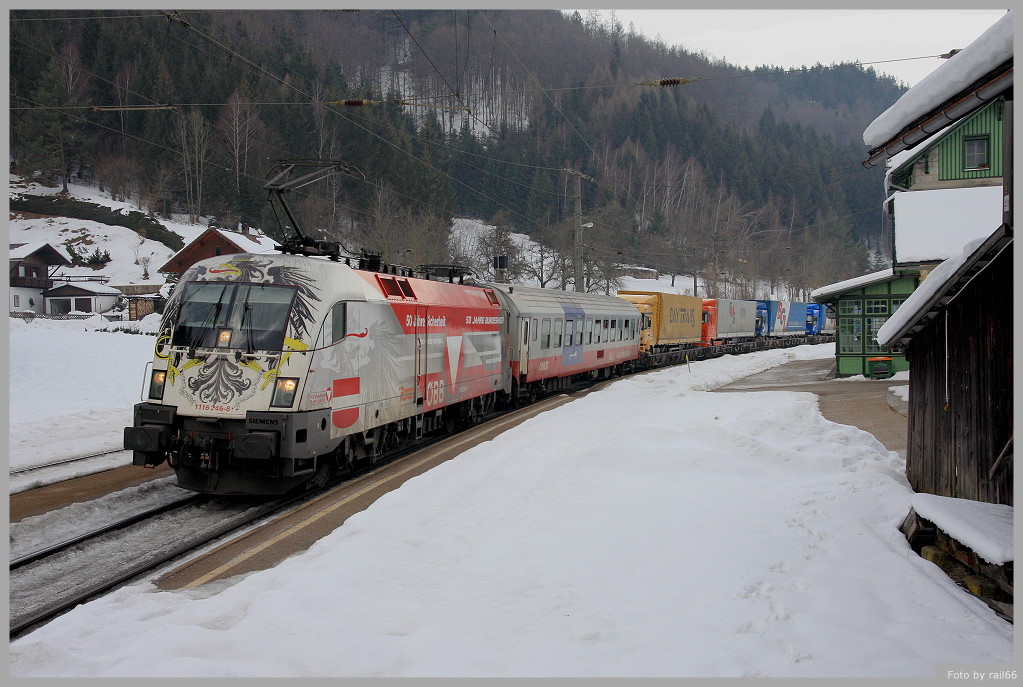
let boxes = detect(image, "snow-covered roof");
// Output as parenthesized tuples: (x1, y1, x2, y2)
(893, 186, 1004, 264)
(864, 10, 1013, 150)
(9, 242, 72, 264)
(876, 225, 1011, 347)
(47, 281, 123, 296)
(220, 229, 278, 253)
(810, 269, 895, 302)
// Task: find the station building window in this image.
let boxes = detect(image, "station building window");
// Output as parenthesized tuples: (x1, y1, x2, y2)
(865, 299, 888, 315)
(839, 319, 863, 354)
(865, 317, 889, 354)
(839, 299, 862, 315)
(964, 135, 990, 170)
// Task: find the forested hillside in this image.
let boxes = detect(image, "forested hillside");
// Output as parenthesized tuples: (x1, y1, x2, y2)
(9, 9, 905, 292)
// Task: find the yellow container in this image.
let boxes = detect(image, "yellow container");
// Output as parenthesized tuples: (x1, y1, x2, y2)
(617, 291, 703, 351)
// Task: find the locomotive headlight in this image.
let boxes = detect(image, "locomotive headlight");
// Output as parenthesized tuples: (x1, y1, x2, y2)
(271, 377, 299, 407)
(216, 329, 233, 347)
(148, 369, 167, 400)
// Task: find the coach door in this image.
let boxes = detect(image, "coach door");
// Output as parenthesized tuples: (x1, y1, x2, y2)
(414, 305, 428, 405)
(518, 318, 529, 378)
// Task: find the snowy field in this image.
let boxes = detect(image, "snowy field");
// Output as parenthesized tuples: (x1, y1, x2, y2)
(7, 320, 1014, 678)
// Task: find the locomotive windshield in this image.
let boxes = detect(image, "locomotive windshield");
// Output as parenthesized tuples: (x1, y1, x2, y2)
(172, 281, 297, 352)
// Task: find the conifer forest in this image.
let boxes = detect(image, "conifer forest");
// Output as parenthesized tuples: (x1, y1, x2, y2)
(9, 9, 908, 294)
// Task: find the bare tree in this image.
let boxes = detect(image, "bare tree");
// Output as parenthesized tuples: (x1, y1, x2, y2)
(518, 237, 565, 288)
(173, 110, 213, 224)
(217, 89, 261, 199)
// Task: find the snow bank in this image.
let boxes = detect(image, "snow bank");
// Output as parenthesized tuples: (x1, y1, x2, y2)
(911, 493, 1013, 565)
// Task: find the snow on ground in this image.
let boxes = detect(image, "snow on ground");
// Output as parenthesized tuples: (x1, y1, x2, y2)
(7, 314, 161, 491)
(7, 322, 1014, 677)
(890, 384, 910, 401)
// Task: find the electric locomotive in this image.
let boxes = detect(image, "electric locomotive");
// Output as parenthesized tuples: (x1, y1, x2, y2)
(124, 253, 510, 494)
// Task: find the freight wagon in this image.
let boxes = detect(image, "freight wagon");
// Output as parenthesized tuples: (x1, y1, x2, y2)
(760, 300, 809, 338)
(615, 290, 703, 366)
(700, 298, 759, 351)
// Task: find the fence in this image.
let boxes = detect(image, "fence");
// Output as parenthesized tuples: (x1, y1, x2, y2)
(9, 311, 125, 322)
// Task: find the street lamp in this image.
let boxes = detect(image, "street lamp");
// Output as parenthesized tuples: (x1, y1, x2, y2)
(574, 222, 593, 292)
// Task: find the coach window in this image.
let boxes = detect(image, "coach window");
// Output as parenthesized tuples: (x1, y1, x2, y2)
(541, 318, 551, 349)
(575, 319, 583, 345)
(331, 302, 347, 342)
(565, 319, 575, 347)
(554, 318, 563, 347)
(584, 318, 593, 344)
(602, 319, 610, 343)
(532, 318, 538, 341)
(610, 319, 617, 341)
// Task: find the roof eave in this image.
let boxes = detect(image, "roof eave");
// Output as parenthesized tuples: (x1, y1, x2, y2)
(880, 225, 1013, 349)
(863, 64, 1013, 169)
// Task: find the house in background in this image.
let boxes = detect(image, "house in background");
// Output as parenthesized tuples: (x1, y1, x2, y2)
(9, 242, 72, 313)
(158, 227, 277, 278)
(43, 280, 123, 316)
(884, 96, 1006, 271)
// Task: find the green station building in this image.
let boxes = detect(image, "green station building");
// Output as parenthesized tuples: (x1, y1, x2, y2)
(811, 269, 921, 377)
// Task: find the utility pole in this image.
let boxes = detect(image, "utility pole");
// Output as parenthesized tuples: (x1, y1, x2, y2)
(564, 168, 595, 292)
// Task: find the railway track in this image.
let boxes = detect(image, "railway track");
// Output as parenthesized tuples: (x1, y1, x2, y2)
(9, 448, 129, 475)
(8, 490, 312, 639)
(7, 415, 475, 640)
